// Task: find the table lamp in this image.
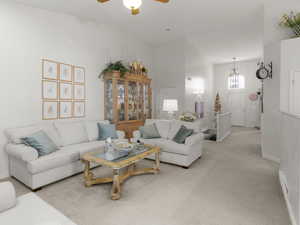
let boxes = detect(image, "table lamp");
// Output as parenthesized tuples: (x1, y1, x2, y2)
(163, 99, 178, 119)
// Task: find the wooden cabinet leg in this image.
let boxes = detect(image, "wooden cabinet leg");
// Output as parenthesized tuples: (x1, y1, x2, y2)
(111, 169, 121, 200)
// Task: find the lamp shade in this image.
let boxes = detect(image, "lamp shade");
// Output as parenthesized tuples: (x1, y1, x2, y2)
(123, 0, 142, 9)
(163, 99, 178, 112)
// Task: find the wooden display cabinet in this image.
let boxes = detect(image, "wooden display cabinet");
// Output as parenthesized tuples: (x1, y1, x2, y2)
(103, 71, 152, 138)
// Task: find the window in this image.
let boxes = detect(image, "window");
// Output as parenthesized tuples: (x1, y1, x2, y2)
(228, 74, 245, 90)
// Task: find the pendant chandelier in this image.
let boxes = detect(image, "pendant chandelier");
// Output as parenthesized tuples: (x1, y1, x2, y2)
(229, 57, 240, 89)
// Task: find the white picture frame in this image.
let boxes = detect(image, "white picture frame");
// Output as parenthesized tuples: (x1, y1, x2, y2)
(73, 101, 85, 118)
(43, 60, 58, 80)
(42, 80, 58, 100)
(59, 82, 73, 100)
(74, 67, 85, 83)
(59, 101, 73, 119)
(60, 63, 72, 82)
(74, 84, 85, 100)
(43, 101, 58, 120)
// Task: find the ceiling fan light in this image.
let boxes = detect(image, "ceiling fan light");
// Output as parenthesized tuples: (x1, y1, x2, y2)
(123, 0, 142, 10)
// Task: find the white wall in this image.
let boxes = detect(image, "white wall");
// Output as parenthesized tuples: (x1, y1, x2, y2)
(213, 59, 261, 128)
(0, 1, 153, 178)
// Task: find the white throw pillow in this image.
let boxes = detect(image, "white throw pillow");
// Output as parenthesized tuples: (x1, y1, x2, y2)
(54, 122, 88, 146)
(5, 126, 41, 144)
(155, 120, 171, 139)
(167, 120, 182, 140)
(84, 120, 109, 141)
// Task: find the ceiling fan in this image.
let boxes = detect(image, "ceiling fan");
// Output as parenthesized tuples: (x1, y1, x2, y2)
(97, 0, 170, 15)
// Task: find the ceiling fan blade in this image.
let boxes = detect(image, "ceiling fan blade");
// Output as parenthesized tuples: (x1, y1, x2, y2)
(154, 0, 170, 3)
(97, 0, 110, 3)
(131, 8, 140, 15)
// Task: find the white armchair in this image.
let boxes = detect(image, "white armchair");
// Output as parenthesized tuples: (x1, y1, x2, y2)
(131, 120, 204, 168)
(0, 181, 77, 225)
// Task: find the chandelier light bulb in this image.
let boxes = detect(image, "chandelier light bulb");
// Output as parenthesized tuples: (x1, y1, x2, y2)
(123, 0, 142, 10)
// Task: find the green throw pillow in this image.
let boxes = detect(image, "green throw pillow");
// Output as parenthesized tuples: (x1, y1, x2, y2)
(21, 130, 59, 157)
(139, 124, 161, 139)
(173, 125, 194, 144)
(97, 123, 118, 140)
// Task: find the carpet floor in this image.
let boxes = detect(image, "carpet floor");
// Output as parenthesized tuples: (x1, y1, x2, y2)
(6, 127, 290, 225)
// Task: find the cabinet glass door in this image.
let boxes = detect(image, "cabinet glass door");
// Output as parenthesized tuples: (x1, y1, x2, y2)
(138, 83, 144, 120)
(117, 80, 126, 121)
(144, 84, 151, 119)
(128, 81, 138, 120)
(105, 79, 113, 122)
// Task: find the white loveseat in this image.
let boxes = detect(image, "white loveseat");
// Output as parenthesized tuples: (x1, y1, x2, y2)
(132, 119, 204, 168)
(0, 181, 76, 225)
(5, 120, 125, 190)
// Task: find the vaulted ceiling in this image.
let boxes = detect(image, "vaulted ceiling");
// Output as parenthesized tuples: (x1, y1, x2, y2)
(13, 0, 267, 62)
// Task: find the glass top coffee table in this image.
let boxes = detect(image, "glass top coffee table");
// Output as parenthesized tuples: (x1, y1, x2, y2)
(81, 144, 160, 200)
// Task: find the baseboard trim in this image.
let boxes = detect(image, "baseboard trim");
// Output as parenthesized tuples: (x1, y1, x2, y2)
(279, 170, 297, 225)
(262, 153, 280, 163)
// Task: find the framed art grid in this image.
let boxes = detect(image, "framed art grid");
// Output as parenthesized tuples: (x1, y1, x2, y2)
(42, 59, 86, 120)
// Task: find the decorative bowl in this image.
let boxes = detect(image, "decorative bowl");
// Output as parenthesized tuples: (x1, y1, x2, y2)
(113, 141, 134, 152)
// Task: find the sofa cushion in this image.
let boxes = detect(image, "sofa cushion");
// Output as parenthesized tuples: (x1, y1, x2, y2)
(27, 141, 106, 174)
(85, 120, 109, 141)
(21, 130, 59, 157)
(54, 122, 88, 146)
(5, 126, 41, 144)
(139, 138, 190, 156)
(39, 123, 63, 147)
(155, 120, 171, 139)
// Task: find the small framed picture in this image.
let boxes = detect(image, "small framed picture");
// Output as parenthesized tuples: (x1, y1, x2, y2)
(59, 101, 73, 119)
(73, 101, 85, 118)
(74, 84, 85, 100)
(59, 82, 73, 100)
(43, 101, 58, 120)
(60, 63, 72, 82)
(74, 66, 85, 83)
(42, 80, 58, 100)
(43, 59, 58, 80)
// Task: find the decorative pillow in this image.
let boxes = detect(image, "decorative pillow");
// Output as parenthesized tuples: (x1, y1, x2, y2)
(172, 125, 194, 144)
(54, 122, 88, 146)
(97, 123, 118, 140)
(139, 124, 161, 139)
(0, 182, 16, 213)
(155, 120, 171, 139)
(21, 130, 59, 157)
(85, 120, 110, 141)
(167, 120, 182, 140)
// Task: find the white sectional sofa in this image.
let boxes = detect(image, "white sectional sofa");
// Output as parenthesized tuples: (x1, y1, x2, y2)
(0, 181, 76, 225)
(5, 120, 125, 190)
(132, 119, 204, 168)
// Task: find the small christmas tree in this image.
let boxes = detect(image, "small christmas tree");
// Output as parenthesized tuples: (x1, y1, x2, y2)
(214, 93, 221, 114)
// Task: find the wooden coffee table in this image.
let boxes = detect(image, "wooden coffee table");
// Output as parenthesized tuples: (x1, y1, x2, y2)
(81, 145, 160, 200)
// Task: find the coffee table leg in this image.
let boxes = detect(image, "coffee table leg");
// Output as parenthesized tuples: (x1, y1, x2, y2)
(155, 152, 160, 173)
(111, 169, 121, 200)
(83, 160, 94, 187)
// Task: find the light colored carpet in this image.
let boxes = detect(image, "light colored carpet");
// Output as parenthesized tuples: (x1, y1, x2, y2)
(4, 127, 290, 225)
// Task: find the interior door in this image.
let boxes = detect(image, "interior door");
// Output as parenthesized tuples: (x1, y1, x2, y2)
(228, 92, 246, 126)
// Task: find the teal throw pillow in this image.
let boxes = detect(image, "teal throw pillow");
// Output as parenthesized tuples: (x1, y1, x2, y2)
(139, 124, 161, 139)
(173, 125, 194, 144)
(98, 123, 118, 140)
(21, 130, 59, 157)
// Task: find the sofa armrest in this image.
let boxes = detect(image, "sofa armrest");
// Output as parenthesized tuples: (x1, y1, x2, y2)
(6, 144, 39, 162)
(116, 130, 126, 139)
(0, 182, 16, 213)
(185, 133, 204, 146)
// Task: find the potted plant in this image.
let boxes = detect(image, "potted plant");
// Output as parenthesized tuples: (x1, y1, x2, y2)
(279, 11, 300, 37)
(99, 61, 129, 78)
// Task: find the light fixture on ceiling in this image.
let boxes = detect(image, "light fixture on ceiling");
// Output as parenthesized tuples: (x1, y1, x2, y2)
(97, 0, 170, 15)
(123, 0, 142, 15)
